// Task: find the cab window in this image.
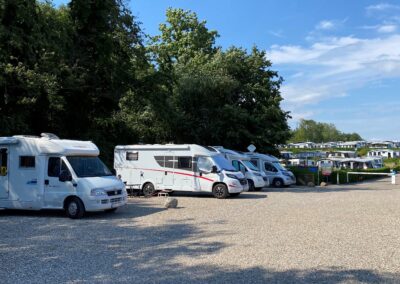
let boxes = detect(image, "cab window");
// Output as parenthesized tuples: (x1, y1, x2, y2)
(0, 149, 7, 176)
(197, 157, 213, 172)
(48, 157, 61, 177)
(232, 160, 246, 173)
(265, 162, 277, 172)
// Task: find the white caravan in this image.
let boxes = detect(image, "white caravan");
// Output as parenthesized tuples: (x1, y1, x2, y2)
(211, 147, 268, 191)
(0, 134, 127, 218)
(114, 144, 247, 199)
(246, 152, 296, 187)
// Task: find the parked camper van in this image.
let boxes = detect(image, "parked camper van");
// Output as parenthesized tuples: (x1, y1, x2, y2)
(211, 147, 268, 191)
(114, 144, 247, 199)
(0, 134, 127, 219)
(246, 152, 296, 187)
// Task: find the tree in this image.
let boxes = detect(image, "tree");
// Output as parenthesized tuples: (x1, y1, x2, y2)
(290, 119, 362, 143)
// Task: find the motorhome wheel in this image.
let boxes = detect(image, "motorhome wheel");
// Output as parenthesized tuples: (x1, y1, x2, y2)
(66, 197, 85, 219)
(273, 179, 283, 188)
(142, 183, 155, 197)
(212, 184, 229, 199)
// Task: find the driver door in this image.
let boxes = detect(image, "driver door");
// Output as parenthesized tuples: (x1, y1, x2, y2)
(44, 157, 74, 208)
(195, 156, 216, 191)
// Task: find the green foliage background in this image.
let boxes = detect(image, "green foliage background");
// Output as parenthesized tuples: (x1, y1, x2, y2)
(0, 1, 291, 165)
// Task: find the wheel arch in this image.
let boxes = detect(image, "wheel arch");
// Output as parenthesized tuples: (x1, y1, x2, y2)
(63, 195, 85, 210)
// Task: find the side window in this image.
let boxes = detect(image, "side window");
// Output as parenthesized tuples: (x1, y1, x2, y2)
(265, 162, 277, 172)
(154, 156, 165, 167)
(48, 157, 61, 177)
(61, 160, 70, 175)
(197, 157, 212, 172)
(126, 151, 138, 161)
(0, 149, 7, 176)
(232, 160, 240, 171)
(238, 162, 246, 172)
(250, 159, 258, 167)
(20, 156, 35, 168)
(164, 156, 174, 169)
(177, 156, 192, 170)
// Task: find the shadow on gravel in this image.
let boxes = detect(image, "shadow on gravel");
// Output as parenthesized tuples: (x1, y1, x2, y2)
(1, 199, 398, 283)
(0, 203, 163, 220)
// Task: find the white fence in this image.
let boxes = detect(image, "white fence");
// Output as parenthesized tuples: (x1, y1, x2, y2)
(346, 172, 395, 184)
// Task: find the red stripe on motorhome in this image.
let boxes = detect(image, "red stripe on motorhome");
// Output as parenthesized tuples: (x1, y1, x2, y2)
(134, 168, 214, 182)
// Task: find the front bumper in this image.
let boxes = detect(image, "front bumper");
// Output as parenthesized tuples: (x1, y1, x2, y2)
(283, 176, 296, 185)
(253, 177, 266, 188)
(85, 195, 128, 211)
(227, 179, 244, 193)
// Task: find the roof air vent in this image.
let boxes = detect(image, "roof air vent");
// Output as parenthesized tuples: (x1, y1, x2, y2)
(41, 133, 60, 140)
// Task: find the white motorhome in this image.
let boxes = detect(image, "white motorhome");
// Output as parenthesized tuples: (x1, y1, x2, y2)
(211, 147, 268, 191)
(246, 152, 296, 187)
(0, 134, 127, 219)
(114, 144, 247, 199)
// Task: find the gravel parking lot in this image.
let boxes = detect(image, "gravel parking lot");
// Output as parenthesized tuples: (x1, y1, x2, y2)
(1, 178, 400, 283)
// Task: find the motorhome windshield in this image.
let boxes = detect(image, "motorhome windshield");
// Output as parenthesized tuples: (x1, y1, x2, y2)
(212, 155, 236, 171)
(67, 156, 113, 178)
(243, 160, 259, 171)
(273, 161, 286, 171)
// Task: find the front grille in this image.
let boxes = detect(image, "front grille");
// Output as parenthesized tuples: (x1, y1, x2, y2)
(239, 179, 247, 185)
(111, 197, 122, 203)
(107, 189, 122, 196)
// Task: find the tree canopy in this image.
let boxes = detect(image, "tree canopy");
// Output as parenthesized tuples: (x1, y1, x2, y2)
(0, 1, 291, 164)
(290, 119, 362, 143)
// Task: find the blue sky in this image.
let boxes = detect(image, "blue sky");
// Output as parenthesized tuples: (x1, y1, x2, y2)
(54, 0, 400, 140)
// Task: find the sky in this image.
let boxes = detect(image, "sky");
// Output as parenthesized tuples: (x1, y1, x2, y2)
(53, 0, 400, 140)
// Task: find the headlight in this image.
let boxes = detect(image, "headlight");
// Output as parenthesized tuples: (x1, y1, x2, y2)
(226, 174, 239, 180)
(91, 188, 107, 196)
(283, 171, 292, 177)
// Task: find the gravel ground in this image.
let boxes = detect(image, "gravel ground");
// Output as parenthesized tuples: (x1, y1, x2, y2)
(1, 178, 400, 283)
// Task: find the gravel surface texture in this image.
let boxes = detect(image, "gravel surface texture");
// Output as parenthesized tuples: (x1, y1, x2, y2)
(1, 178, 400, 283)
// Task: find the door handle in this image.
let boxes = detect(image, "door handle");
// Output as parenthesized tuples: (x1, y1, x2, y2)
(44, 179, 49, 185)
(165, 171, 168, 175)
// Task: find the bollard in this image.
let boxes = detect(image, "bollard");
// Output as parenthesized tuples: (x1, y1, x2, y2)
(392, 172, 396, 185)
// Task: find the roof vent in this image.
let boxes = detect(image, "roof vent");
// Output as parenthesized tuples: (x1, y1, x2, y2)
(41, 133, 60, 140)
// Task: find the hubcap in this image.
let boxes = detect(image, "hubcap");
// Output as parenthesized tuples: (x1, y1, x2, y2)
(68, 202, 78, 216)
(215, 185, 225, 197)
(144, 184, 153, 195)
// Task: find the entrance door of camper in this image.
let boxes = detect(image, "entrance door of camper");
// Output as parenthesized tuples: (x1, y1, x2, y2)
(0, 148, 9, 199)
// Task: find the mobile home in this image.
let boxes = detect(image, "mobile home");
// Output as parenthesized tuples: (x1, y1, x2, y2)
(114, 144, 247, 199)
(210, 147, 268, 191)
(246, 152, 296, 187)
(0, 134, 127, 218)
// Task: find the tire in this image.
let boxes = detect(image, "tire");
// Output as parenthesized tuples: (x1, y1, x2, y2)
(105, 208, 117, 213)
(142, 182, 155, 197)
(212, 183, 229, 199)
(248, 180, 255, 191)
(273, 179, 284, 188)
(229, 193, 241, 197)
(65, 197, 85, 219)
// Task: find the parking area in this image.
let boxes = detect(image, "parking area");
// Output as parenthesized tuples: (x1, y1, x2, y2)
(1, 178, 400, 283)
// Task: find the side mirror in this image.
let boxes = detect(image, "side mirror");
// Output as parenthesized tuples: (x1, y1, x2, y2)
(59, 170, 72, 182)
(211, 165, 219, 173)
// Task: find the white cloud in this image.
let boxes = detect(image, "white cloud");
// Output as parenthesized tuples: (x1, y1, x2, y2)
(269, 34, 400, 108)
(366, 3, 400, 13)
(316, 20, 335, 30)
(377, 24, 397, 33)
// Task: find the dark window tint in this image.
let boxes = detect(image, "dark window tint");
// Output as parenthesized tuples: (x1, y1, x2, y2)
(265, 162, 277, 172)
(154, 156, 165, 167)
(177, 156, 192, 170)
(48, 157, 61, 177)
(20, 156, 35, 168)
(164, 156, 174, 169)
(126, 152, 138, 161)
(0, 149, 7, 176)
(232, 160, 240, 171)
(250, 159, 258, 167)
